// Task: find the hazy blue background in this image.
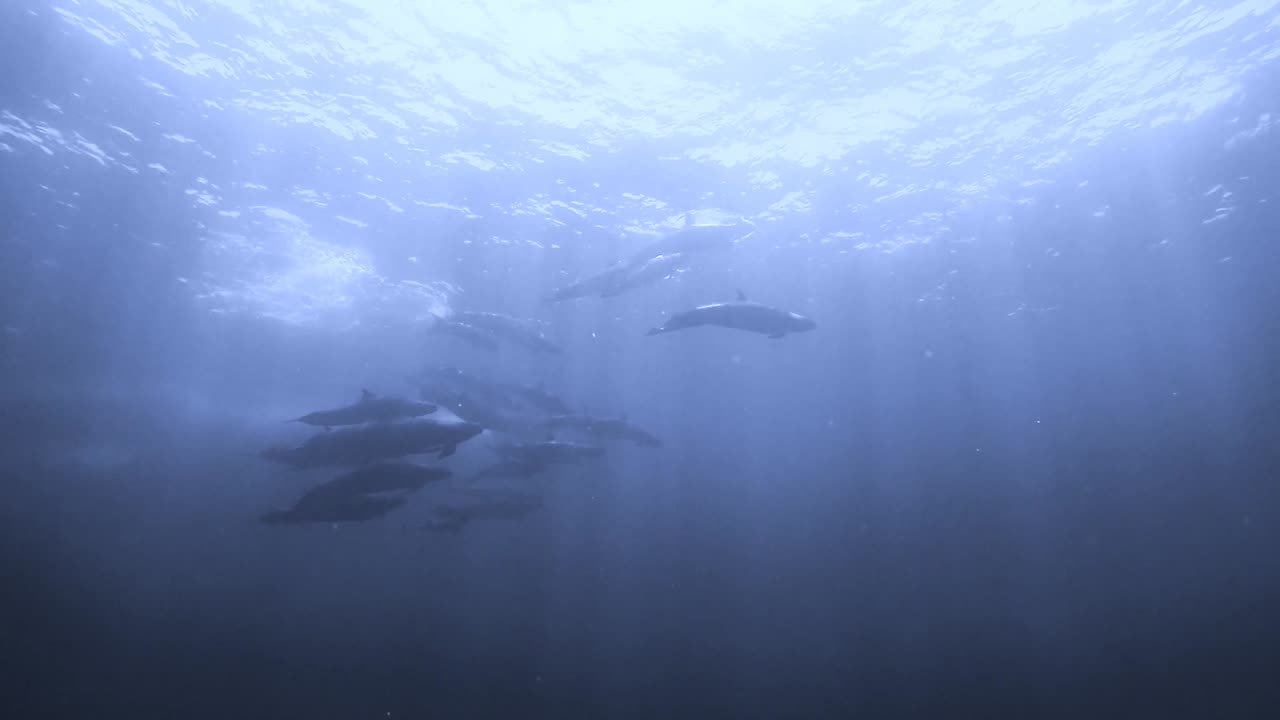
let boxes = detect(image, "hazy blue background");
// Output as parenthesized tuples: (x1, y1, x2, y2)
(2, 1, 1279, 717)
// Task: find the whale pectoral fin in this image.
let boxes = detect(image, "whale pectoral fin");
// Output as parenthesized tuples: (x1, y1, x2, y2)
(768, 333, 785, 339)
(438, 444, 457, 459)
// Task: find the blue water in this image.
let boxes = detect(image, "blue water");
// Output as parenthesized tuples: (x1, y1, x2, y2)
(3, 1, 1279, 717)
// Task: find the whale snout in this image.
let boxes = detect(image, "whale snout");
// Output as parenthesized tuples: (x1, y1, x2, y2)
(789, 313, 817, 332)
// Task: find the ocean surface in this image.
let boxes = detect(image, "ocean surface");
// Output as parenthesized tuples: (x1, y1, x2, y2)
(2, 1, 1279, 717)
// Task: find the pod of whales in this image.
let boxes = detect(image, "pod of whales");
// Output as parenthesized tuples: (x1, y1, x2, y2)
(253, 211, 815, 529)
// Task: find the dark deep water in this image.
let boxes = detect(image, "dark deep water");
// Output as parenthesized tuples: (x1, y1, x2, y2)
(3, 2, 1280, 718)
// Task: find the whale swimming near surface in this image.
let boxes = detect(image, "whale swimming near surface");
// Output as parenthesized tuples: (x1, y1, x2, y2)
(625, 221, 751, 266)
(544, 217, 753, 303)
(450, 311, 563, 354)
(543, 262, 631, 303)
(599, 253, 688, 298)
(415, 365, 570, 415)
(646, 290, 816, 339)
(289, 389, 437, 430)
(426, 315, 502, 351)
(426, 311, 562, 353)
(261, 415, 484, 469)
(316, 461, 452, 496)
(258, 462, 449, 525)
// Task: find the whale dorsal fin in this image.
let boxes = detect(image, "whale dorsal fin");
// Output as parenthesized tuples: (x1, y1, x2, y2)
(360, 388, 376, 402)
(735, 289, 746, 301)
